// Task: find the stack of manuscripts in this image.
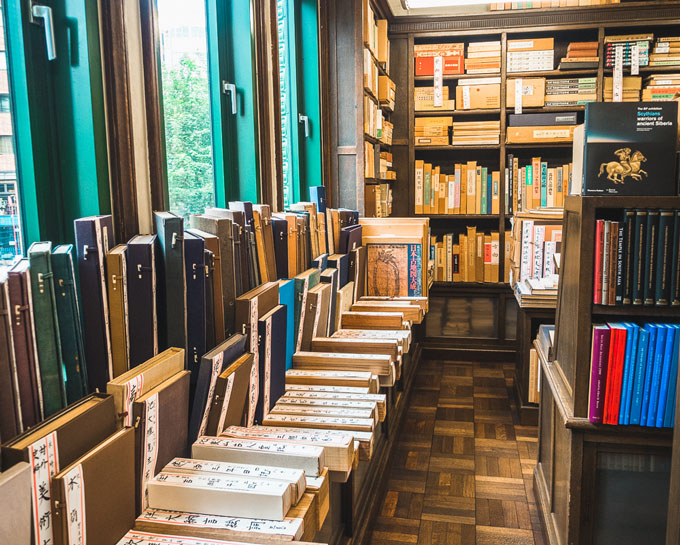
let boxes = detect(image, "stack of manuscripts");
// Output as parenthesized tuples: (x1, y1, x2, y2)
(507, 38, 554, 73)
(0, 198, 431, 544)
(642, 74, 680, 102)
(604, 76, 642, 102)
(465, 41, 501, 74)
(649, 37, 680, 67)
(414, 116, 452, 146)
(558, 41, 599, 71)
(604, 33, 652, 69)
(544, 77, 596, 106)
(451, 120, 500, 146)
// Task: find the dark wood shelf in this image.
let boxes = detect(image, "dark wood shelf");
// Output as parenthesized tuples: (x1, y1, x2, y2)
(518, 105, 586, 113)
(415, 109, 501, 116)
(364, 87, 378, 102)
(414, 73, 500, 82)
(415, 144, 501, 151)
(507, 69, 597, 78)
(365, 134, 392, 147)
(604, 65, 680, 74)
(365, 177, 397, 184)
(505, 142, 573, 149)
(431, 281, 511, 290)
(592, 304, 680, 317)
(415, 214, 501, 220)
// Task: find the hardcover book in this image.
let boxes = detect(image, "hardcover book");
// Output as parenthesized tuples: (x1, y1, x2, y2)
(0, 271, 21, 441)
(581, 102, 678, 196)
(256, 305, 287, 423)
(183, 231, 206, 385)
(204, 352, 253, 435)
(0, 462, 31, 545)
(106, 244, 131, 379)
(365, 239, 423, 297)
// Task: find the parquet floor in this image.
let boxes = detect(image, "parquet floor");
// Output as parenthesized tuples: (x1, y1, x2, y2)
(369, 361, 546, 545)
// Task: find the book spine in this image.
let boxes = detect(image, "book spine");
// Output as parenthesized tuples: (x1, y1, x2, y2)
(540, 162, 548, 208)
(644, 210, 659, 305)
(615, 222, 625, 305)
(663, 326, 680, 427)
(655, 210, 674, 305)
(619, 325, 638, 425)
(646, 326, 667, 426)
(594, 220, 604, 304)
(629, 328, 650, 426)
(601, 221, 611, 305)
(602, 326, 618, 424)
(632, 210, 647, 305)
(622, 210, 635, 304)
(672, 211, 680, 306)
(640, 326, 658, 427)
(655, 326, 676, 427)
(609, 327, 627, 424)
(588, 327, 610, 424)
(608, 223, 618, 306)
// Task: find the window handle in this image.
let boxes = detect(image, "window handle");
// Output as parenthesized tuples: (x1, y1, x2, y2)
(222, 81, 237, 115)
(299, 113, 309, 138)
(30, 4, 57, 61)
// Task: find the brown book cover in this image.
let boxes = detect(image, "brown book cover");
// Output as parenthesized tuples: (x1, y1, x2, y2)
(205, 352, 254, 436)
(0, 462, 31, 545)
(253, 204, 278, 282)
(51, 427, 135, 545)
(133, 370, 190, 515)
(106, 245, 130, 379)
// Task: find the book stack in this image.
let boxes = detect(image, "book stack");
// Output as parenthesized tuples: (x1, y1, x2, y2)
(379, 151, 396, 180)
(515, 276, 559, 308)
(414, 43, 464, 76)
(506, 111, 577, 144)
(558, 41, 599, 70)
(507, 78, 546, 108)
(593, 210, 680, 307)
(588, 322, 679, 428)
(604, 33, 652, 69)
(452, 120, 500, 145)
(650, 36, 680, 67)
(642, 74, 680, 101)
(362, 0, 378, 54)
(365, 183, 392, 218)
(455, 78, 501, 109)
(363, 48, 379, 97)
(414, 86, 455, 111)
(490, 0, 620, 10)
(379, 119, 393, 145)
(364, 141, 375, 178)
(505, 154, 571, 213)
(604, 76, 642, 101)
(433, 228, 508, 283)
(378, 76, 396, 111)
(544, 77, 597, 106)
(510, 214, 562, 289)
(363, 95, 380, 138)
(507, 38, 554, 73)
(414, 116, 452, 146)
(465, 41, 501, 74)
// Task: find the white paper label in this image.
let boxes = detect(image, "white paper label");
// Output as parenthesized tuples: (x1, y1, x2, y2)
(286, 369, 371, 378)
(198, 352, 223, 437)
(614, 45, 623, 102)
(166, 458, 304, 481)
(514, 78, 523, 115)
(195, 436, 323, 456)
(462, 86, 471, 110)
(152, 472, 287, 493)
(216, 373, 235, 434)
(433, 56, 443, 107)
(141, 392, 160, 509)
(136, 511, 303, 537)
(63, 464, 86, 545)
(508, 40, 533, 50)
(248, 298, 259, 427)
(124, 375, 144, 426)
(29, 432, 59, 545)
(631, 43, 639, 76)
(533, 129, 570, 139)
(264, 414, 371, 426)
(223, 426, 351, 445)
(118, 529, 302, 545)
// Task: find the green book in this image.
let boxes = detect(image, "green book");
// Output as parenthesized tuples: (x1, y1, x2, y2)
(481, 167, 488, 215)
(52, 244, 89, 403)
(29, 242, 67, 416)
(424, 168, 431, 210)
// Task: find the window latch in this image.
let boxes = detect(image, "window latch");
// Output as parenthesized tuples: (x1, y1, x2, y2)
(222, 82, 237, 115)
(298, 114, 310, 138)
(29, 3, 57, 61)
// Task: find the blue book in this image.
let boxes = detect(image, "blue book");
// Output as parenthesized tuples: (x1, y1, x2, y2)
(655, 325, 677, 427)
(487, 174, 492, 214)
(278, 279, 296, 371)
(663, 325, 680, 428)
(619, 322, 640, 425)
(540, 162, 548, 208)
(640, 325, 660, 426)
(629, 327, 651, 426)
(646, 325, 668, 426)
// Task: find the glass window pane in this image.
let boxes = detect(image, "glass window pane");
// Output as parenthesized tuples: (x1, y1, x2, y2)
(0, 3, 23, 264)
(158, 0, 215, 219)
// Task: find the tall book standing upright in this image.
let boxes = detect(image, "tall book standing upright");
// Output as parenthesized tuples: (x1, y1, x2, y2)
(74, 215, 115, 391)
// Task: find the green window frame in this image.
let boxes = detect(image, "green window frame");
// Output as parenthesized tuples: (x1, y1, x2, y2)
(277, 0, 322, 208)
(4, 0, 109, 248)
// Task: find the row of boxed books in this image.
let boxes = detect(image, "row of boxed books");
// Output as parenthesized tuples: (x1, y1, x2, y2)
(510, 215, 563, 285)
(650, 37, 680, 67)
(414, 117, 500, 146)
(557, 41, 599, 71)
(362, 0, 389, 70)
(505, 155, 571, 213)
(432, 229, 510, 283)
(593, 210, 680, 307)
(414, 160, 501, 216)
(363, 48, 379, 99)
(365, 183, 393, 218)
(413, 42, 501, 76)
(1, 225, 430, 544)
(489, 0, 620, 10)
(589, 322, 679, 428)
(507, 38, 554, 73)
(604, 33, 652, 69)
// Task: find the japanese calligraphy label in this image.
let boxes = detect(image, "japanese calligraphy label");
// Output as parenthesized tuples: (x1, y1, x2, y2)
(247, 298, 259, 427)
(141, 392, 160, 509)
(63, 464, 86, 545)
(263, 316, 272, 418)
(28, 431, 59, 545)
(433, 56, 443, 107)
(216, 373, 235, 434)
(123, 375, 144, 426)
(198, 352, 223, 437)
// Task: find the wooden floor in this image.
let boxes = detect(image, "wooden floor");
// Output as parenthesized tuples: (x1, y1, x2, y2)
(369, 361, 546, 545)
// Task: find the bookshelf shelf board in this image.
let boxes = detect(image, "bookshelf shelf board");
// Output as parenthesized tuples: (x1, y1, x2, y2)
(415, 144, 501, 151)
(520, 105, 586, 113)
(507, 69, 597, 78)
(365, 46, 389, 78)
(414, 73, 500, 82)
(415, 109, 501, 117)
(592, 304, 680, 318)
(416, 214, 501, 220)
(364, 134, 386, 146)
(365, 177, 396, 184)
(364, 87, 378, 102)
(604, 65, 680, 74)
(505, 142, 573, 149)
(381, 104, 394, 114)
(432, 281, 511, 290)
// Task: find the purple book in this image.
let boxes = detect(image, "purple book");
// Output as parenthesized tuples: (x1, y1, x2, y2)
(588, 325, 612, 423)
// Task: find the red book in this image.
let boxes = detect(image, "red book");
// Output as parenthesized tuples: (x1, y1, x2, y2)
(594, 220, 605, 304)
(602, 325, 618, 423)
(607, 324, 628, 424)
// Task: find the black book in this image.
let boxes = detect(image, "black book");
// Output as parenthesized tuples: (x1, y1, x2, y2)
(670, 210, 680, 306)
(655, 210, 675, 306)
(582, 102, 678, 196)
(632, 209, 647, 305)
(622, 209, 636, 305)
(615, 222, 625, 305)
(508, 112, 578, 127)
(271, 216, 289, 280)
(643, 210, 659, 306)
(184, 231, 206, 382)
(204, 249, 216, 351)
(507, 154, 514, 215)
